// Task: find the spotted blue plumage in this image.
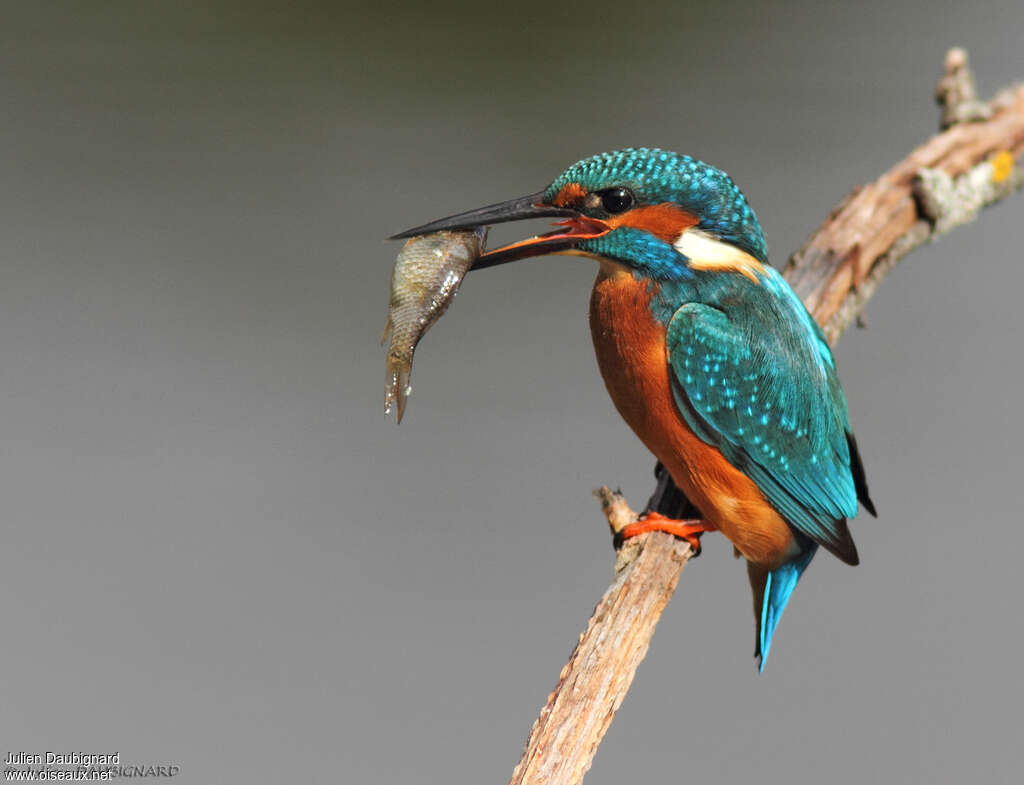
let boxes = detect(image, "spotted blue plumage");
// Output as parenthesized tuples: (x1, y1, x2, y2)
(664, 281, 860, 561)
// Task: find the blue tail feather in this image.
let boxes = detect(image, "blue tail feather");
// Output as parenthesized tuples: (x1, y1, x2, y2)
(757, 544, 818, 672)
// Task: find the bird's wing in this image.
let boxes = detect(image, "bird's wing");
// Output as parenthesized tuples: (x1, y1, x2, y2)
(666, 300, 861, 563)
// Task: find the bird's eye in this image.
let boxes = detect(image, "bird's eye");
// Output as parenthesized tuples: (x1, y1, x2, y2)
(600, 187, 634, 214)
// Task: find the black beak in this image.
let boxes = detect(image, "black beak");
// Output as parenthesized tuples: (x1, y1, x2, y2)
(389, 191, 611, 271)
(389, 191, 576, 240)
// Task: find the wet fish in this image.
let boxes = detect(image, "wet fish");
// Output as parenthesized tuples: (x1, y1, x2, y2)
(382, 228, 487, 422)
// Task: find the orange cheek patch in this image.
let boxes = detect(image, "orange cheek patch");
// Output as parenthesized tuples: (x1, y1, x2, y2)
(607, 203, 699, 243)
(552, 182, 586, 207)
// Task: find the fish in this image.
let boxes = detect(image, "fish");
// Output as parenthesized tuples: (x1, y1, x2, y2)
(382, 228, 487, 422)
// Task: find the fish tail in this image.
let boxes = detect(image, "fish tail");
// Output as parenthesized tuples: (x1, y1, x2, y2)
(385, 355, 411, 424)
(748, 544, 817, 672)
(395, 367, 410, 423)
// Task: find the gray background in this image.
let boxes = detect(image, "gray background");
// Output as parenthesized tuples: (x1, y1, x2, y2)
(1, 2, 1022, 783)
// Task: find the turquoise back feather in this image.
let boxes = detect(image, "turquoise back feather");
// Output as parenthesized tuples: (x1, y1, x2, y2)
(662, 266, 862, 564)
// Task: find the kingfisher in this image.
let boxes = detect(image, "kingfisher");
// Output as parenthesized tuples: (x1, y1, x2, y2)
(392, 148, 876, 670)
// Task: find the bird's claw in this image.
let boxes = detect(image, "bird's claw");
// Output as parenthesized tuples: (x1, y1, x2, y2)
(616, 512, 711, 555)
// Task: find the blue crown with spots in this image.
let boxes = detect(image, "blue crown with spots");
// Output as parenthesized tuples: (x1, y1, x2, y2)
(544, 148, 768, 263)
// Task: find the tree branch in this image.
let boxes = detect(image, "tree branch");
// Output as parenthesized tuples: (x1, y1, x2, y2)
(506, 49, 1024, 785)
(507, 488, 691, 785)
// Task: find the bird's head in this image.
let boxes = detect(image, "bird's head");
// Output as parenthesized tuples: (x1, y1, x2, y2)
(392, 148, 768, 281)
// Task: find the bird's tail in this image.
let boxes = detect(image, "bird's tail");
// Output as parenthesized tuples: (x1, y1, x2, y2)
(747, 544, 818, 672)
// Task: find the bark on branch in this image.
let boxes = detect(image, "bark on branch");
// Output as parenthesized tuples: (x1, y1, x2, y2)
(507, 49, 1024, 785)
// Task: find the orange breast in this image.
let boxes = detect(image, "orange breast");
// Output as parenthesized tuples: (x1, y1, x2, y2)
(589, 265, 797, 568)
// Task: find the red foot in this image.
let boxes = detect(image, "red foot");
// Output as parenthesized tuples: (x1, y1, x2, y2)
(618, 512, 715, 552)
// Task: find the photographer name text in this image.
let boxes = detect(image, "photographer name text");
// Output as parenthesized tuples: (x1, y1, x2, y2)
(5, 753, 120, 767)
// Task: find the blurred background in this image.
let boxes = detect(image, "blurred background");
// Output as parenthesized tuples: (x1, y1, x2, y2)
(0, 2, 1021, 783)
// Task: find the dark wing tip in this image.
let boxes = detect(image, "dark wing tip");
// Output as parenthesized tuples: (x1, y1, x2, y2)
(860, 495, 878, 518)
(846, 431, 877, 518)
(823, 520, 860, 566)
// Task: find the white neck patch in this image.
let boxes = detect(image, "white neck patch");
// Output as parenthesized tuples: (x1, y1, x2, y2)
(673, 229, 767, 283)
